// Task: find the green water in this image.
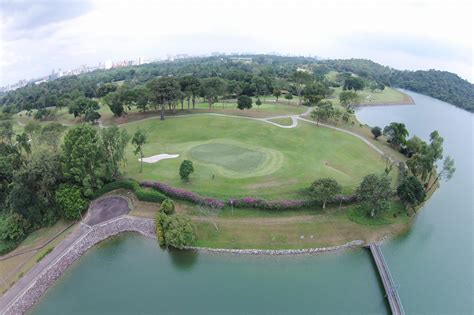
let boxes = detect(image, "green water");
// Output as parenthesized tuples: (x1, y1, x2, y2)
(31, 90, 473, 314)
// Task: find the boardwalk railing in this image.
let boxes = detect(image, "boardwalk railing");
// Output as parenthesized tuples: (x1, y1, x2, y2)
(368, 243, 405, 315)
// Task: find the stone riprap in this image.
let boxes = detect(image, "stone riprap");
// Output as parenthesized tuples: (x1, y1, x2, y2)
(186, 240, 364, 255)
(2, 216, 155, 315)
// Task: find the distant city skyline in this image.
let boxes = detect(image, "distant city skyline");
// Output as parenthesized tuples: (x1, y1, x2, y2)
(1, 0, 472, 86)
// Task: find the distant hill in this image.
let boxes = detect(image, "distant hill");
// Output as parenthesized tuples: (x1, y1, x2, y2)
(320, 59, 474, 112)
(1, 55, 473, 112)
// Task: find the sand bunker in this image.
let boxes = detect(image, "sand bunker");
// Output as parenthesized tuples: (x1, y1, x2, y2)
(139, 154, 179, 163)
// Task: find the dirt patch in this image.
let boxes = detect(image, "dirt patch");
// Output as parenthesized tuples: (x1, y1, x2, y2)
(84, 196, 130, 226)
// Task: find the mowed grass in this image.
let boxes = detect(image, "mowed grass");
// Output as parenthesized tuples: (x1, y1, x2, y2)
(190, 142, 267, 173)
(123, 115, 388, 200)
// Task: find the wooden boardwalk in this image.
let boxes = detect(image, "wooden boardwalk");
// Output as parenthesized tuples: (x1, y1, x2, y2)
(368, 244, 405, 315)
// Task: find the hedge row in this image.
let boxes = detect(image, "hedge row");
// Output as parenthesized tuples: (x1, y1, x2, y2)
(141, 181, 225, 209)
(92, 179, 166, 203)
(141, 180, 356, 210)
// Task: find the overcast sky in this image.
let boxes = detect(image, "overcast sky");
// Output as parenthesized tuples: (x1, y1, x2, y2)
(0, 0, 472, 85)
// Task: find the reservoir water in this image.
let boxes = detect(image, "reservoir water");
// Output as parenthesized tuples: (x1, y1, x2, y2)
(31, 90, 473, 314)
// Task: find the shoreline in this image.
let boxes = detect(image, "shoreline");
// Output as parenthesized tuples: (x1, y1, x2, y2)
(0, 214, 366, 315)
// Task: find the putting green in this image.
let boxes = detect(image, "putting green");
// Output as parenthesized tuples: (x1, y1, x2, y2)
(188, 141, 283, 178)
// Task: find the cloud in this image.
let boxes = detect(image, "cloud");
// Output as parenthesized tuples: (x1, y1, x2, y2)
(0, 0, 472, 85)
(1, 0, 93, 39)
(342, 33, 471, 64)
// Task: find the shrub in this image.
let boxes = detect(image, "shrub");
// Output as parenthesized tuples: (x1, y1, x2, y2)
(161, 214, 196, 249)
(179, 160, 194, 182)
(155, 212, 167, 247)
(55, 184, 89, 220)
(160, 198, 175, 214)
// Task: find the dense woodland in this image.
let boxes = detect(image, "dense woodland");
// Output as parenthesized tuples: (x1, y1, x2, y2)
(0, 55, 473, 113)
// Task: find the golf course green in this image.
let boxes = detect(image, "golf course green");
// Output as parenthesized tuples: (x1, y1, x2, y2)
(124, 115, 387, 200)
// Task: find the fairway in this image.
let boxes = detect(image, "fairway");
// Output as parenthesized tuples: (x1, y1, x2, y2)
(124, 115, 387, 200)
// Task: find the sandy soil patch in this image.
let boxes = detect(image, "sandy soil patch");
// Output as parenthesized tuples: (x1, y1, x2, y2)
(139, 154, 179, 163)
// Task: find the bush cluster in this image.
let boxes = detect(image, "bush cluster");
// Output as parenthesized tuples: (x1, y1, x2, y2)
(93, 179, 166, 202)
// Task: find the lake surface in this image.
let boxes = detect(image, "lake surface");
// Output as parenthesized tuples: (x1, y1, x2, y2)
(31, 90, 473, 314)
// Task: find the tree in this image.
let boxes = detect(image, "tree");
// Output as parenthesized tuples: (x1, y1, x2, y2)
(55, 184, 89, 220)
(0, 213, 26, 244)
(371, 126, 382, 139)
(9, 150, 62, 226)
(15, 133, 31, 156)
(284, 93, 293, 105)
(147, 77, 181, 120)
(0, 120, 15, 144)
(405, 136, 426, 157)
(179, 76, 201, 111)
(356, 174, 393, 217)
(343, 76, 365, 91)
(160, 198, 175, 215)
(383, 122, 409, 149)
(68, 97, 100, 122)
(24, 121, 42, 144)
(179, 160, 194, 182)
(303, 82, 330, 105)
(397, 176, 426, 210)
(61, 124, 104, 196)
(290, 71, 312, 105)
(161, 214, 196, 249)
(38, 123, 66, 151)
(310, 178, 342, 209)
(255, 98, 262, 111)
(132, 129, 147, 173)
(310, 101, 333, 125)
(237, 95, 252, 110)
(273, 88, 281, 101)
(426, 156, 455, 191)
(339, 91, 360, 110)
(101, 125, 130, 180)
(201, 77, 226, 109)
(103, 91, 125, 117)
(133, 85, 150, 112)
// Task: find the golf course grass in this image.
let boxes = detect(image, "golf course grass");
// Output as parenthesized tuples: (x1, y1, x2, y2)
(123, 115, 389, 200)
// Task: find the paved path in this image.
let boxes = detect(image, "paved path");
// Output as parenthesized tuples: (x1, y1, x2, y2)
(0, 196, 131, 312)
(368, 243, 405, 315)
(0, 224, 90, 312)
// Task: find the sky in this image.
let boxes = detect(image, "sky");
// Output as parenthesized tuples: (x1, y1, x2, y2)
(0, 0, 472, 85)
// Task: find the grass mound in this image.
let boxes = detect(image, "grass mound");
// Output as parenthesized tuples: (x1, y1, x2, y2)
(190, 142, 267, 172)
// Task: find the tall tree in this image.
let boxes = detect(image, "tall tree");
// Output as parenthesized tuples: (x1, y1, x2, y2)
(147, 77, 181, 120)
(397, 176, 426, 211)
(101, 126, 130, 180)
(9, 150, 62, 226)
(383, 122, 409, 149)
(339, 91, 360, 111)
(356, 174, 393, 217)
(290, 71, 312, 105)
(426, 156, 455, 191)
(201, 77, 226, 109)
(132, 129, 147, 173)
(61, 124, 104, 196)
